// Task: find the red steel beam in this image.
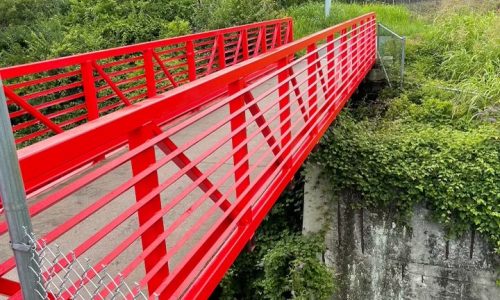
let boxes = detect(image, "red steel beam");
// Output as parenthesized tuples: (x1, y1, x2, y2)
(0, 13, 376, 299)
(0, 18, 292, 79)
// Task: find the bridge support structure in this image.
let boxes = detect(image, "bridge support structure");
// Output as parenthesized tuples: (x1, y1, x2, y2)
(0, 13, 377, 299)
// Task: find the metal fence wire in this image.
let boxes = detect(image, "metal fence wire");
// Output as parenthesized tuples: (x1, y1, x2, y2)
(25, 231, 147, 300)
(377, 23, 406, 88)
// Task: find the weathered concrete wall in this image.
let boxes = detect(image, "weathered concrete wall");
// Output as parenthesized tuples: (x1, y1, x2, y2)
(303, 165, 499, 300)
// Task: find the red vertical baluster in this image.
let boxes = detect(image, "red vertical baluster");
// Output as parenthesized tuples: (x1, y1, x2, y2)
(276, 23, 282, 47)
(81, 61, 99, 121)
(272, 25, 279, 49)
(217, 34, 226, 70)
(373, 16, 377, 62)
(227, 79, 253, 226)
(228, 79, 251, 206)
(143, 48, 157, 98)
(82, 61, 106, 162)
(351, 23, 358, 75)
(340, 28, 348, 96)
(129, 125, 169, 294)
(367, 18, 372, 65)
(326, 34, 335, 100)
(370, 16, 374, 62)
(260, 26, 267, 53)
(277, 57, 292, 169)
(186, 40, 196, 82)
(307, 44, 318, 134)
(288, 19, 294, 43)
(368, 19, 372, 63)
(242, 29, 249, 60)
(360, 20, 366, 68)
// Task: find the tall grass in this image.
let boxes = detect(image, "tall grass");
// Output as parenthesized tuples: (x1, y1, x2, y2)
(284, 2, 427, 39)
(411, 10, 500, 119)
(285, 2, 499, 122)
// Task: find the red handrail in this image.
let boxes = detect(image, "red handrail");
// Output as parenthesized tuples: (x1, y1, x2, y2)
(0, 18, 293, 147)
(0, 13, 376, 299)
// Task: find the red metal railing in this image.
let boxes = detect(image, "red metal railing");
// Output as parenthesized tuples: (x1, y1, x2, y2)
(0, 18, 292, 147)
(0, 13, 376, 299)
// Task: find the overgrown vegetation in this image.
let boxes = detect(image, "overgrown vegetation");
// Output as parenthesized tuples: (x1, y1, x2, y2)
(216, 172, 335, 300)
(314, 4, 500, 253)
(1, 0, 328, 67)
(0, 1, 428, 66)
(286, 1, 426, 39)
(0, 0, 195, 66)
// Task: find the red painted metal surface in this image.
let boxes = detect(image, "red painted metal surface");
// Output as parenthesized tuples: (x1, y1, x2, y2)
(0, 18, 292, 148)
(0, 13, 376, 299)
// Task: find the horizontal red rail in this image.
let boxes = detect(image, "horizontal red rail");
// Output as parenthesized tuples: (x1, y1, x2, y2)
(0, 18, 292, 148)
(0, 13, 376, 299)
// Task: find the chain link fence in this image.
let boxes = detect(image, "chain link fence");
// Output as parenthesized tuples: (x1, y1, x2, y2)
(377, 23, 406, 88)
(25, 231, 147, 300)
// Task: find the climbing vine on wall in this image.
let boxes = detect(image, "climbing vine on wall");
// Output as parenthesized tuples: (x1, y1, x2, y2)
(313, 116, 499, 251)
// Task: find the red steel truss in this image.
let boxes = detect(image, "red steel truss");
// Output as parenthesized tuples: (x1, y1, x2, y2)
(0, 18, 292, 147)
(0, 13, 376, 299)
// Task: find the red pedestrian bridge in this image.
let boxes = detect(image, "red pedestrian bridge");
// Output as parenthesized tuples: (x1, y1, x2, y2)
(0, 13, 376, 299)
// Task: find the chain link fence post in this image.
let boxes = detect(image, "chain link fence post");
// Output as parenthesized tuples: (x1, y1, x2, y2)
(377, 23, 406, 89)
(325, 0, 332, 17)
(0, 76, 44, 299)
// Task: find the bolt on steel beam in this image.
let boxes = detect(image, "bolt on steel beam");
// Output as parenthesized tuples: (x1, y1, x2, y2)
(0, 77, 44, 299)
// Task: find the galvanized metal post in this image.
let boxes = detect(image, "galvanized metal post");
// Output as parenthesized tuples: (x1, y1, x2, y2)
(376, 23, 380, 54)
(325, 0, 332, 17)
(400, 36, 406, 89)
(0, 77, 43, 299)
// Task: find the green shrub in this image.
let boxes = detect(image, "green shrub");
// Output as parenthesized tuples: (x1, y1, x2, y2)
(314, 115, 500, 252)
(194, 0, 279, 30)
(260, 235, 335, 300)
(219, 172, 336, 299)
(0, 0, 196, 65)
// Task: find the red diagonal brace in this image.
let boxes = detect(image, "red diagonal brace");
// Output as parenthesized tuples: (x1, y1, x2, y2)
(0, 277, 20, 297)
(228, 79, 251, 204)
(149, 125, 232, 212)
(204, 36, 220, 76)
(91, 61, 132, 106)
(152, 51, 179, 88)
(284, 22, 291, 44)
(254, 29, 263, 58)
(316, 57, 329, 96)
(287, 68, 309, 123)
(260, 26, 268, 54)
(4, 86, 63, 134)
(242, 29, 249, 60)
(232, 32, 243, 65)
(241, 84, 281, 157)
(271, 25, 278, 49)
